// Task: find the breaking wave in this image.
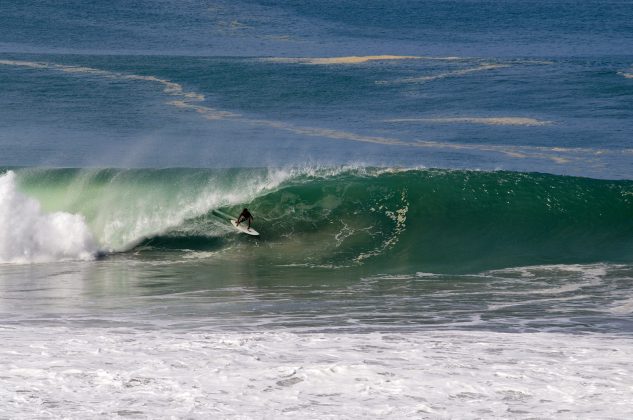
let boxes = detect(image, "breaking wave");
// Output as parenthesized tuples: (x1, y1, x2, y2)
(3, 167, 633, 271)
(0, 171, 96, 263)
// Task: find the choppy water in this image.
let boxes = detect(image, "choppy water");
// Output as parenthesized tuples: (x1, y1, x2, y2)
(2, 0, 633, 418)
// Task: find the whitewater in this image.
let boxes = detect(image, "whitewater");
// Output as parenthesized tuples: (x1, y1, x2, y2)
(3, 257, 633, 418)
(2, 328, 633, 418)
(0, 171, 96, 263)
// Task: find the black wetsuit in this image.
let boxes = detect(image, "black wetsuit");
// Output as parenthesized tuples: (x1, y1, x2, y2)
(237, 210, 253, 226)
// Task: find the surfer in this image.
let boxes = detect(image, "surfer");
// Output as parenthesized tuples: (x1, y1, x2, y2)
(236, 208, 253, 229)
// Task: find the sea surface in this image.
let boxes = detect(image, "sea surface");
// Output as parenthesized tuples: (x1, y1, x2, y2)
(1, 1, 633, 418)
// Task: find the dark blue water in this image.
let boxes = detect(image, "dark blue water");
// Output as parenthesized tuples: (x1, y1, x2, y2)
(1, 1, 632, 177)
(2, 0, 632, 56)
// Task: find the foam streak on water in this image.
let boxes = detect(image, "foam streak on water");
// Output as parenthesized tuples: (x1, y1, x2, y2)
(0, 327, 631, 418)
(3, 58, 630, 170)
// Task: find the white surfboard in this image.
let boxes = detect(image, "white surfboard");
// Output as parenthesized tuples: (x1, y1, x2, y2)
(230, 219, 259, 236)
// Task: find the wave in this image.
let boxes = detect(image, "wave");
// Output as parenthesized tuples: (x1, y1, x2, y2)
(4, 167, 633, 271)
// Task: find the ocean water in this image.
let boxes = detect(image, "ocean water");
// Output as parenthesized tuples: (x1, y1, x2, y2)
(2, 1, 633, 418)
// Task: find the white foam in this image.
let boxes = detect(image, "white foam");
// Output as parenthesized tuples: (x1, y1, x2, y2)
(610, 298, 633, 315)
(487, 294, 589, 311)
(489, 263, 608, 280)
(485, 264, 609, 310)
(356, 190, 409, 263)
(618, 70, 633, 79)
(382, 63, 509, 84)
(1, 327, 633, 418)
(386, 117, 553, 127)
(0, 171, 97, 263)
(166, 100, 239, 120)
(0, 59, 50, 69)
(265, 55, 461, 65)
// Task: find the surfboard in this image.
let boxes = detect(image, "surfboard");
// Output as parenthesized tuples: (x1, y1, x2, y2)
(230, 219, 259, 236)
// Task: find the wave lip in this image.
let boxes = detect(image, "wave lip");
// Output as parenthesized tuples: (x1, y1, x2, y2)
(0, 171, 97, 264)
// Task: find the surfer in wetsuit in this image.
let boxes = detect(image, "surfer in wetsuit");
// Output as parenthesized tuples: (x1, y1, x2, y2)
(236, 208, 253, 229)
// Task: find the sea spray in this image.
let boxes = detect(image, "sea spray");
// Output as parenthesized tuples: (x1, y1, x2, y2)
(0, 171, 96, 263)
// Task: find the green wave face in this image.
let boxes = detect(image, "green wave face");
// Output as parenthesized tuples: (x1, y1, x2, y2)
(10, 167, 633, 272)
(245, 169, 633, 272)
